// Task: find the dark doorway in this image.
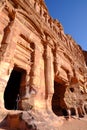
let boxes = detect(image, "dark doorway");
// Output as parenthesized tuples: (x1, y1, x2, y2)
(52, 81, 67, 116)
(4, 68, 23, 110)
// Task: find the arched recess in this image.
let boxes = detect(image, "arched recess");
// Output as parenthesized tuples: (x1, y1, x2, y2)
(4, 66, 26, 110)
(52, 80, 67, 116)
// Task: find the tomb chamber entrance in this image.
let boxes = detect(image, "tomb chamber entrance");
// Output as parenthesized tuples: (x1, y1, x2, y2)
(4, 66, 26, 110)
(52, 81, 67, 116)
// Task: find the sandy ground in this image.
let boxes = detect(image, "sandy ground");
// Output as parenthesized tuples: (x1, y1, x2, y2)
(58, 116, 87, 130)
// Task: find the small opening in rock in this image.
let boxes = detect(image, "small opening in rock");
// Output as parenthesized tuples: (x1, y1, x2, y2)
(84, 105, 87, 114)
(70, 108, 76, 116)
(70, 87, 74, 92)
(80, 90, 84, 94)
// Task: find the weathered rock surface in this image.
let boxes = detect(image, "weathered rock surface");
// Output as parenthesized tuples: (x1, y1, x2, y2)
(83, 51, 87, 66)
(0, 109, 63, 130)
(0, 0, 87, 129)
(0, 112, 35, 130)
(0, 110, 37, 130)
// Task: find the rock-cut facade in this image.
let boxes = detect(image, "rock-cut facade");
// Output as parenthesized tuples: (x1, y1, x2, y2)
(0, 0, 87, 117)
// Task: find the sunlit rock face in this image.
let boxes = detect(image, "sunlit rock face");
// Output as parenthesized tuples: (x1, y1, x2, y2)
(83, 51, 87, 66)
(0, 0, 87, 120)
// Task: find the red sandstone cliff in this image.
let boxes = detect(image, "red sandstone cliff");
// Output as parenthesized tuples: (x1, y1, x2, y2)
(0, 0, 87, 129)
(83, 51, 87, 66)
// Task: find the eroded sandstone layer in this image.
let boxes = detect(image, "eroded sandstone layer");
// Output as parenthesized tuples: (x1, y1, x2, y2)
(0, 0, 87, 127)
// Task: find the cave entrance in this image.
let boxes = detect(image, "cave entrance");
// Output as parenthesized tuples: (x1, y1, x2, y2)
(4, 66, 26, 110)
(52, 81, 67, 116)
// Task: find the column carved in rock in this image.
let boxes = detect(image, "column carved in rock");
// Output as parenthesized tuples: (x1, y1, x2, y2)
(54, 44, 61, 76)
(29, 44, 41, 109)
(44, 44, 54, 111)
(30, 46, 40, 92)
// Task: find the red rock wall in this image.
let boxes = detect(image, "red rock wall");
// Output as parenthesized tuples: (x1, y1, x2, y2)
(0, 0, 87, 117)
(83, 51, 87, 65)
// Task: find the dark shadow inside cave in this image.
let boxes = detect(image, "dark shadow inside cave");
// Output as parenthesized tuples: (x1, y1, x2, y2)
(52, 81, 67, 117)
(4, 67, 24, 110)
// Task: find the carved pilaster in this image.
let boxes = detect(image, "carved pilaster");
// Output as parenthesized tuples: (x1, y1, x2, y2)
(44, 44, 54, 111)
(40, 5, 43, 17)
(0, 19, 18, 62)
(30, 44, 41, 93)
(0, 78, 7, 109)
(44, 45, 54, 95)
(34, 0, 37, 9)
(18, 72, 33, 110)
(43, 12, 49, 24)
(48, 17, 53, 29)
(54, 44, 61, 76)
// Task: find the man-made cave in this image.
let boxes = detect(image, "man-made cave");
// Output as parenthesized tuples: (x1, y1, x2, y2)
(4, 66, 26, 110)
(52, 81, 67, 116)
